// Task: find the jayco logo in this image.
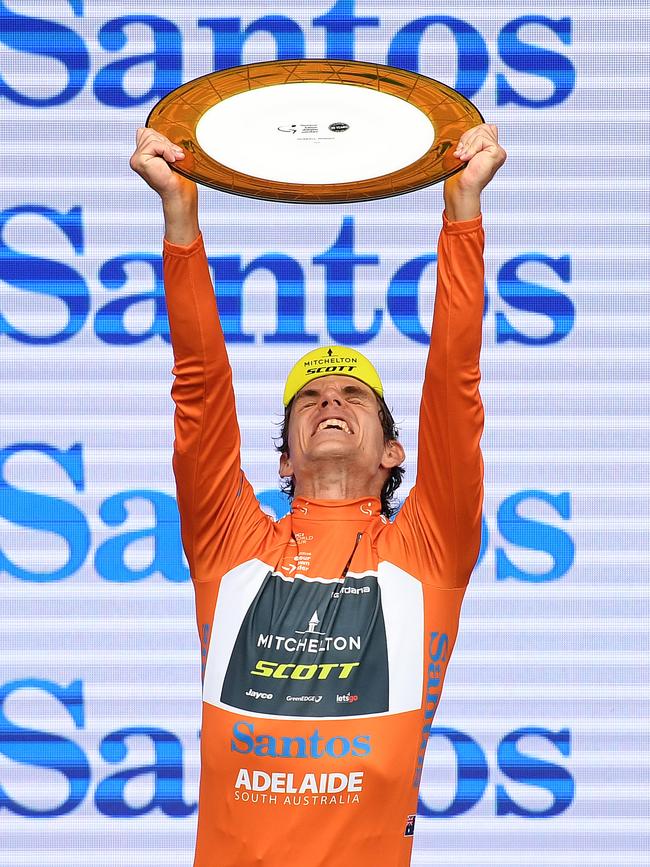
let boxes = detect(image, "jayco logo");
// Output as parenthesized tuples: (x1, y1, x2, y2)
(0, 1, 575, 109)
(245, 689, 273, 700)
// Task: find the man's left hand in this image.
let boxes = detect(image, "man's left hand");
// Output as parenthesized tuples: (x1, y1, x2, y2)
(454, 124, 507, 194)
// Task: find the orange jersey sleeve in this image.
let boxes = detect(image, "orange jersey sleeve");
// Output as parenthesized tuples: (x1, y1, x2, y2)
(163, 234, 273, 581)
(390, 213, 485, 588)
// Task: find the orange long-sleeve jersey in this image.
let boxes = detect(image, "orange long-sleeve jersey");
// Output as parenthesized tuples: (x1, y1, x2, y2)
(162, 213, 485, 867)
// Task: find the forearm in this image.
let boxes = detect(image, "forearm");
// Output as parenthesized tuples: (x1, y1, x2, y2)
(162, 187, 200, 246)
(443, 171, 481, 222)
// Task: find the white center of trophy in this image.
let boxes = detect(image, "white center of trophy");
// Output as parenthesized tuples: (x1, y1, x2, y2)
(195, 82, 435, 185)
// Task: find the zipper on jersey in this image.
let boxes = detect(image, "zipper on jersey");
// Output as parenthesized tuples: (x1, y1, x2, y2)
(339, 532, 363, 580)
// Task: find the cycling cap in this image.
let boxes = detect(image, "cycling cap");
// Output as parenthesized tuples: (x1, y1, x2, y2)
(283, 345, 384, 407)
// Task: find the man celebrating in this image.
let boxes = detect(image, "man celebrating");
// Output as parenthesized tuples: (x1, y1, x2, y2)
(130, 122, 506, 866)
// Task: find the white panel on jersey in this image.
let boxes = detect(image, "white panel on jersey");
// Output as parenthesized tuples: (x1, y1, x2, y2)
(202, 559, 272, 707)
(374, 563, 424, 713)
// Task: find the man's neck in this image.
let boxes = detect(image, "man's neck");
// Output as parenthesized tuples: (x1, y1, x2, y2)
(293, 465, 384, 502)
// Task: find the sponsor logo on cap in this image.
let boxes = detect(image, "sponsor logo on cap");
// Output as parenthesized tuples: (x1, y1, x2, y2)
(303, 353, 359, 367)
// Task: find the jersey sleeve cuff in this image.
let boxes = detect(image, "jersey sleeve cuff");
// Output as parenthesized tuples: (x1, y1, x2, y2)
(442, 211, 483, 234)
(163, 232, 204, 257)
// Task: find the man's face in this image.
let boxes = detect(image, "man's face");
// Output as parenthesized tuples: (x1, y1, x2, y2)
(278, 375, 404, 488)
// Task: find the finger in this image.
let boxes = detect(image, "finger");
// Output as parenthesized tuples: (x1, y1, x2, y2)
(137, 129, 170, 155)
(467, 123, 497, 141)
(454, 130, 473, 154)
(454, 132, 485, 160)
(454, 125, 487, 157)
(455, 128, 499, 160)
(138, 129, 185, 163)
(455, 123, 498, 152)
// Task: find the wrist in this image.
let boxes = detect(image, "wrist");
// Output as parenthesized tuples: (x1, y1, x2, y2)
(162, 188, 200, 246)
(443, 180, 481, 222)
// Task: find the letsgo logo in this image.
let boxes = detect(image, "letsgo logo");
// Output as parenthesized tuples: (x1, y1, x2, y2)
(0, 1, 575, 110)
(0, 679, 574, 818)
(230, 720, 372, 759)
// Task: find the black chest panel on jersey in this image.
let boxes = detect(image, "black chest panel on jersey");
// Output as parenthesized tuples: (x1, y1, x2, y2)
(221, 571, 389, 717)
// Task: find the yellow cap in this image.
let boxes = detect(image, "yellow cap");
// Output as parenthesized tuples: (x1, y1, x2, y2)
(283, 345, 384, 407)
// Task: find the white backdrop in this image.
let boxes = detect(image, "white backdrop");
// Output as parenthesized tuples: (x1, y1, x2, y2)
(1, 1, 648, 864)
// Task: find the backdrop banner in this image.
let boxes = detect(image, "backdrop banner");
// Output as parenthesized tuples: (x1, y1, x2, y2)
(1, 2, 648, 865)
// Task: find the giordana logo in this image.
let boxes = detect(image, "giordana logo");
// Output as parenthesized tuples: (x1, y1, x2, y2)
(336, 692, 359, 703)
(331, 584, 371, 598)
(245, 689, 273, 700)
(329, 122, 349, 132)
(231, 720, 371, 758)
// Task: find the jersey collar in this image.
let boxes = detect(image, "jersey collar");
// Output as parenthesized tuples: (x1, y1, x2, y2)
(290, 496, 382, 522)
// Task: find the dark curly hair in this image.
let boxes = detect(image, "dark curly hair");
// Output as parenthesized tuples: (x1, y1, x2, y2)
(275, 393, 405, 518)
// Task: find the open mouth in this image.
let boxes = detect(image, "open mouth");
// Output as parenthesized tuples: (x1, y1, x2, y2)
(315, 418, 352, 434)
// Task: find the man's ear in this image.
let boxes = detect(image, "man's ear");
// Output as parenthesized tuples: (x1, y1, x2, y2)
(381, 439, 406, 470)
(279, 451, 293, 478)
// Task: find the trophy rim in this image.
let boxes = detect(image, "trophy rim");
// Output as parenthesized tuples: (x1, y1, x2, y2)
(146, 58, 484, 204)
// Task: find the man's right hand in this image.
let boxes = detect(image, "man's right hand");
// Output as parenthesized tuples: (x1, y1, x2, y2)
(130, 127, 193, 199)
(130, 127, 200, 245)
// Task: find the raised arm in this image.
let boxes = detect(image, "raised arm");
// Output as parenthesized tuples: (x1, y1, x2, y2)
(395, 125, 506, 588)
(129, 129, 269, 579)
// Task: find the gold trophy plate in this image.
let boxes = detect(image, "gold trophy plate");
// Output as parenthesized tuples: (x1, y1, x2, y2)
(146, 59, 484, 204)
